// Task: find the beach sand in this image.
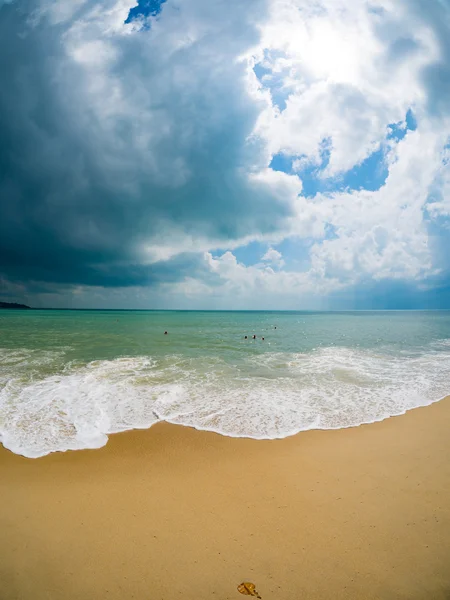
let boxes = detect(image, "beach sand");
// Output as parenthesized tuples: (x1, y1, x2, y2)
(1, 399, 450, 600)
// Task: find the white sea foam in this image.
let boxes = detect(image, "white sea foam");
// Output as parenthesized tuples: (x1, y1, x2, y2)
(1, 343, 450, 458)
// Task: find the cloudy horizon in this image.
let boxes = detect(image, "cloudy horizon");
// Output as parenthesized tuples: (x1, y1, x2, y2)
(1, 0, 450, 309)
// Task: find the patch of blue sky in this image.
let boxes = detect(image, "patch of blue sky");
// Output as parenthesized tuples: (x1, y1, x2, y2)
(270, 110, 418, 198)
(271, 237, 316, 270)
(387, 109, 417, 141)
(252, 62, 271, 81)
(426, 208, 450, 234)
(224, 240, 268, 266)
(212, 237, 316, 272)
(405, 108, 417, 131)
(253, 53, 290, 111)
(125, 0, 167, 24)
(330, 145, 389, 193)
(270, 138, 334, 198)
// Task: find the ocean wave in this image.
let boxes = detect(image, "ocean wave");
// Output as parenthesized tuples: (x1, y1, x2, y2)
(1, 344, 450, 458)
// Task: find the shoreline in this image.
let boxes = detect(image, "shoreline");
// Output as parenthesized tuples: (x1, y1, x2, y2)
(3, 391, 450, 459)
(1, 397, 450, 599)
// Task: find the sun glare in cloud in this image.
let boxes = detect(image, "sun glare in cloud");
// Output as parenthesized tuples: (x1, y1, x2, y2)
(0, 0, 450, 308)
(303, 21, 359, 82)
(261, 10, 363, 85)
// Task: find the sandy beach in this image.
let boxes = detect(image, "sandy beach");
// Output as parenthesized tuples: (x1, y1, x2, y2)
(1, 398, 450, 600)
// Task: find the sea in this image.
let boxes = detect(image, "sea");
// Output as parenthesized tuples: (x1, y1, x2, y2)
(1, 309, 450, 458)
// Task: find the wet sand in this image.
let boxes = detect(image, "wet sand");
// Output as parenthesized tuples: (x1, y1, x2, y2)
(1, 398, 450, 600)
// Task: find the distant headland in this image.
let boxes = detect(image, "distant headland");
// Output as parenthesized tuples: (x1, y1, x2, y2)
(0, 301, 31, 310)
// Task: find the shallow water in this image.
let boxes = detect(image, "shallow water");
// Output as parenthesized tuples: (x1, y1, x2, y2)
(1, 309, 450, 457)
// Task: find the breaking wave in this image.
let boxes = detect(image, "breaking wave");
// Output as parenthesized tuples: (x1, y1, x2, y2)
(1, 342, 450, 458)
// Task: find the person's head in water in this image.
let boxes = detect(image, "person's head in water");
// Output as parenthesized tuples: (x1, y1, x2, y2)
(274, 326, 277, 329)
(252, 334, 256, 339)
(164, 331, 168, 335)
(244, 335, 248, 339)
(262, 337, 265, 341)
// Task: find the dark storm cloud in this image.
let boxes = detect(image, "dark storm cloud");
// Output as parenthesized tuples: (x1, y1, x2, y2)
(2, 248, 212, 288)
(0, 0, 292, 291)
(329, 271, 450, 310)
(372, 0, 450, 118)
(404, 0, 450, 117)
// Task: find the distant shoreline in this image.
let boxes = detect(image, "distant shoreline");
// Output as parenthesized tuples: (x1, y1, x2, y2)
(0, 301, 31, 310)
(1, 305, 450, 312)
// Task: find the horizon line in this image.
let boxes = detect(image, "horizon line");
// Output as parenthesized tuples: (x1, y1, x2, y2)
(3, 307, 450, 312)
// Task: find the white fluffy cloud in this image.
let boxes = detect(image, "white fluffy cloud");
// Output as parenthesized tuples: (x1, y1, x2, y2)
(308, 126, 447, 283)
(200, 251, 337, 308)
(254, 0, 439, 173)
(261, 247, 285, 267)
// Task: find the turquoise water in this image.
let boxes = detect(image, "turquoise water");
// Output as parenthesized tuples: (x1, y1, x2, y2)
(1, 309, 450, 457)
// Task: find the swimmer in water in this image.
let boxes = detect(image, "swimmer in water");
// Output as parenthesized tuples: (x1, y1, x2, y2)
(164, 331, 168, 335)
(244, 335, 248, 339)
(252, 334, 256, 339)
(262, 337, 265, 341)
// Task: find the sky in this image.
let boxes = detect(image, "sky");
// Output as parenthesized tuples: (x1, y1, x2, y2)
(0, 0, 449, 309)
